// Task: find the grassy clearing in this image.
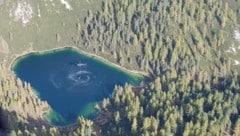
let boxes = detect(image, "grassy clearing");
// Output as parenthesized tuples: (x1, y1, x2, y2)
(0, 0, 101, 66)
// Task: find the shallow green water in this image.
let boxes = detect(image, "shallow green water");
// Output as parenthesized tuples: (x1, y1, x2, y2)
(12, 48, 146, 126)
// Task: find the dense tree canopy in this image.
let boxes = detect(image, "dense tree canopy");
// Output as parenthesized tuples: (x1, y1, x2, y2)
(80, 0, 240, 135)
(81, 0, 239, 76)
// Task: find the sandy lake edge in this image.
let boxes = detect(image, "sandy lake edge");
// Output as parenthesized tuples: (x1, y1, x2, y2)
(9, 46, 150, 78)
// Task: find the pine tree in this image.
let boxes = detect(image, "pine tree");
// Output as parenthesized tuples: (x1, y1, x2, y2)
(131, 117, 138, 135)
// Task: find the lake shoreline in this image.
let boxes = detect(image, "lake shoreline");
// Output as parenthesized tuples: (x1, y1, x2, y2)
(9, 46, 150, 78)
(10, 45, 150, 127)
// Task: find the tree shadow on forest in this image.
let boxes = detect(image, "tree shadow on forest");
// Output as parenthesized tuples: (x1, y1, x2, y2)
(0, 107, 9, 136)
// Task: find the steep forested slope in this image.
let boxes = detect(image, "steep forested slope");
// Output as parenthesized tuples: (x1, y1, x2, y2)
(81, 0, 239, 75)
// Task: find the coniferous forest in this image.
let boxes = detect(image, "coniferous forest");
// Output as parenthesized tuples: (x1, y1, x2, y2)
(80, 0, 240, 135)
(1, 0, 240, 135)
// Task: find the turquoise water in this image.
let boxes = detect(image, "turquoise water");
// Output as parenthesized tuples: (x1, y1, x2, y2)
(12, 48, 145, 126)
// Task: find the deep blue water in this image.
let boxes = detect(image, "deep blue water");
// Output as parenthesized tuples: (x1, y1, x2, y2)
(12, 48, 145, 126)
